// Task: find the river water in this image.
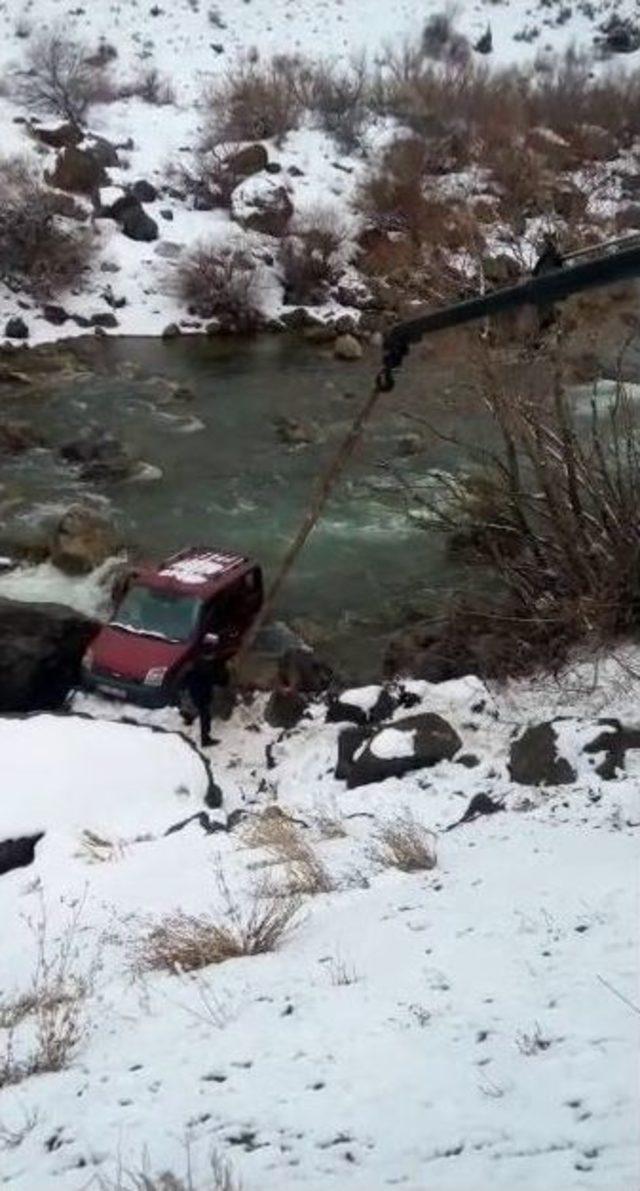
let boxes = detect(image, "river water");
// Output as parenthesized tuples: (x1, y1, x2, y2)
(0, 317, 638, 677)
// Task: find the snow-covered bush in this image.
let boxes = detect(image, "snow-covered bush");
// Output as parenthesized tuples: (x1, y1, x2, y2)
(16, 30, 109, 125)
(175, 243, 263, 330)
(0, 156, 93, 296)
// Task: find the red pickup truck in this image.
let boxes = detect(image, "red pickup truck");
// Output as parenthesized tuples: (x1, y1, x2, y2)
(82, 547, 263, 706)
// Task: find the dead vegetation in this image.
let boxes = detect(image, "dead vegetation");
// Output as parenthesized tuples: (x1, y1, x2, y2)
(174, 243, 263, 331)
(242, 809, 335, 895)
(0, 156, 93, 296)
(202, 56, 306, 144)
(279, 205, 347, 304)
(100, 1152, 242, 1191)
(136, 870, 302, 975)
(0, 900, 91, 1088)
(407, 345, 640, 678)
(16, 30, 110, 124)
(368, 812, 437, 873)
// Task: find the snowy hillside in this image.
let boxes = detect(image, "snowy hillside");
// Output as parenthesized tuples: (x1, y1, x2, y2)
(0, 0, 638, 342)
(0, 665, 638, 1190)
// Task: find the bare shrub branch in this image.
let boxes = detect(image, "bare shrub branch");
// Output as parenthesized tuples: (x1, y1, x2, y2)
(279, 204, 347, 304)
(202, 56, 306, 145)
(16, 30, 108, 124)
(0, 156, 93, 297)
(174, 243, 263, 331)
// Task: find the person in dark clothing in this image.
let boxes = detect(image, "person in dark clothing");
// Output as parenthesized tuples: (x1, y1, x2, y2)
(532, 235, 564, 335)
(183, 643, 229, 747)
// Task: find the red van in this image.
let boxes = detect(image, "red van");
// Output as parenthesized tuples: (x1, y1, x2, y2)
(81, 547, 263, 706)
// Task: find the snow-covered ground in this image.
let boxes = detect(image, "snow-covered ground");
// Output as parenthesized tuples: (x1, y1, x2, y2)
(0, 665, 638, 1189)
(0, 0, 638, 342)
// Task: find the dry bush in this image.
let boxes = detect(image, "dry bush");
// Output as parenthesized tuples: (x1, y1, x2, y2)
(243, 810, 334, 895)
(202, 56, 305, 145)
(0, 901, 90, 1088)
(16, 30, 109, 124)
(369, 812, 437, 873)
(119, 67, 176, 106)
(420, 363, 640, 677)
(175, 244, 263, 331)
(279, 205, 347, 304)
(0, 156, 93, 296)
(136, 873, 302, 974)
(308, 58, 369, 153)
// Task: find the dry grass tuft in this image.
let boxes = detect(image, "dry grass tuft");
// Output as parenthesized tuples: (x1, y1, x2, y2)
(369, 812, 437, 873)
(243, 810, 335, 895)
(202, 56, 306, 145)
(136, 871, 302, 975)
(99, 1151, 242, 1190)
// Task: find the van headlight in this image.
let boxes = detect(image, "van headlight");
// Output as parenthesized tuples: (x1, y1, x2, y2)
(144, 666, 168, 686)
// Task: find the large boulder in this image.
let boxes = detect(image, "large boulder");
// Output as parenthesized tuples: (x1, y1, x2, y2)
(30, 122, 83, 149)
(120, 203, 159, 242)
(5, 316, 29, 340)
(264, 689, 308, 730)
(0, 598, 98, 712)
(337, 712, 462, 788)
(231, 175, 293, 236)
(278, 647, 333, 693)
(326, 685, 395, 727)
(508, 722, 577, 786)
(50, 505, 118, 575)
(48, 146, 109, 195)
(226, 143, 269, 179)
(131, 179, 158, 203)
(59, 426, 135, 482)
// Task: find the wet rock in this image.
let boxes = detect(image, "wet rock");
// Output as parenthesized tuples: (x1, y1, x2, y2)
(30, 122, 83, 149)
(334, 334, 362, 361)
(509, 722, 577, 786)
(131, 179, 158, 203)
(274, 416, 314, 445)
(338, 712, 462, 788)
(0, 419, 43, 454)
(396, 432, 423, 457)
(59, 427, 135, 483)
(232, 176, 294, 237)
(264, 689, 308, 729)
(278, 647, 333, 693)
(48, 146, 109, 195)
(50, 504, 118, 575)
(0, 597, 98, 712)
(0, 833, 44, 877)
(162, 322, 181, 339)
(5, 316, 29, 340)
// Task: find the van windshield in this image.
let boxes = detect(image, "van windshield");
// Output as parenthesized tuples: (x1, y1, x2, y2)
(111, 585, 202, 643)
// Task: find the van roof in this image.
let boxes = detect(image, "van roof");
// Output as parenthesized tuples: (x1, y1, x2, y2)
(134, 547, 253, 599)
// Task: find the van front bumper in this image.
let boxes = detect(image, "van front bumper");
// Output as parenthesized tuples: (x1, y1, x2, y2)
(81, 669, 174, 708)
